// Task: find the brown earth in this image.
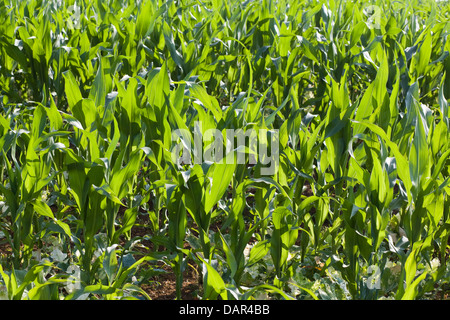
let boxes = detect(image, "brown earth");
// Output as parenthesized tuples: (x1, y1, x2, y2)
(142, 262, 200, 300)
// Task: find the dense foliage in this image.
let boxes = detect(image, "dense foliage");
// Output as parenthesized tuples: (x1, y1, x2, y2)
(0, 0, 450, 300)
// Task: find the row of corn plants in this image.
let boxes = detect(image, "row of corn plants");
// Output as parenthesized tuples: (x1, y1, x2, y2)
(0, 0, 450, 300)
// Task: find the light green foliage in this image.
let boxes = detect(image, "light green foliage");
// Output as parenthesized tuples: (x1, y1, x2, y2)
(0, 0, 449, 300)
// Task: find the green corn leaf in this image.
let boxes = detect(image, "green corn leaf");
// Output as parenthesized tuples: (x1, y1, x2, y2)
(14, 261, 53, 300)
(247, 240, 270, 266)
(270, 206, 297, 276)
(0, 264, 14, 300)
(189, 83, 222, 122)
(62, 70, 83, 110)
(204, 162, 235, 214)
(103, 245, 119, 285)
(162, 20, 185, 70)
(93, 184, 124, 206)
(411, 32, 432, 76)
(351, 120, 412, 202)
(400, 247, 427, 300)
(89, 55, 106, 108)
(33, 198, 55, 220)
(198, 255, 227, 300)
(55, 220, 72, 238)
(349, 21, 366, 49)
(218, 231, 238, 279)
(68, 284, 116, 300)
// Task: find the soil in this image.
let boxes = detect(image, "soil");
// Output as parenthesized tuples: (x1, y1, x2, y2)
(0, 241, 12, 257)
(142, 263, 200, 300)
